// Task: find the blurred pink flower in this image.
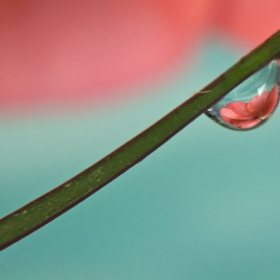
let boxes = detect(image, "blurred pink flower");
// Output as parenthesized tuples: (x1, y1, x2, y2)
(220, 85, 279, 129)
(1, 0, 280, 113)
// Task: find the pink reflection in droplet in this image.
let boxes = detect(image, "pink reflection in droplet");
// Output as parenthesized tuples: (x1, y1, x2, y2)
(220, 85, 279, 129)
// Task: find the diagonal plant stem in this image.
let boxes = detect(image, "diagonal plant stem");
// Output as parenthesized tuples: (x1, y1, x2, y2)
(1, 30, 280, 251)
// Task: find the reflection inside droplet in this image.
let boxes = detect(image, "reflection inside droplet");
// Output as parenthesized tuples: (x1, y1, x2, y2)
(205, 60, 280, 131)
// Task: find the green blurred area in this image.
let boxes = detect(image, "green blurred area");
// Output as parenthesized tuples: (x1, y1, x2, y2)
(1, 41, 280, 280)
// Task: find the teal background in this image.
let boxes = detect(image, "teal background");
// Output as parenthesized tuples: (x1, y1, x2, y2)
(1, 41, 280, 279)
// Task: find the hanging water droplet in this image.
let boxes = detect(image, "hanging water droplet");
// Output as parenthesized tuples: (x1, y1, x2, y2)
(205, 60, 280, 130)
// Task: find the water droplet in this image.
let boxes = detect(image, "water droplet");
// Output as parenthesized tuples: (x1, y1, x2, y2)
(205, 60, 280, 130)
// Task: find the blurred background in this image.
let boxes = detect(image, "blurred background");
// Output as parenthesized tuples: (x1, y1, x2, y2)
(1, 1, 280, 279)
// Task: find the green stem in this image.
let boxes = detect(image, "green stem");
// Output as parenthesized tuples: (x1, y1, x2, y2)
(1, 30, 280, 251)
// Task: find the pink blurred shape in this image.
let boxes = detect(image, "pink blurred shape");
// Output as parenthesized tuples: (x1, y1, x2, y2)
(220, 85, 279, 129)
(0, 0, 280, 112)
